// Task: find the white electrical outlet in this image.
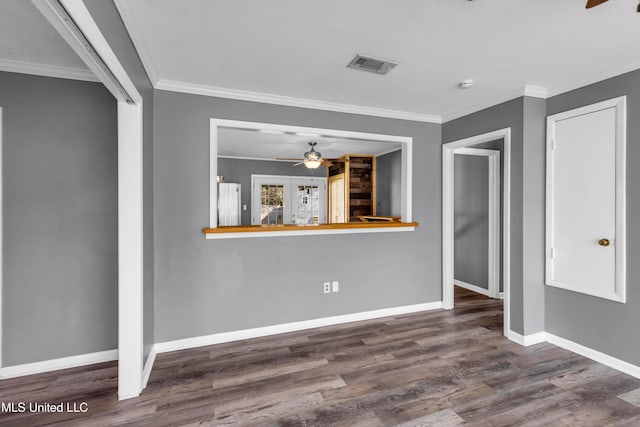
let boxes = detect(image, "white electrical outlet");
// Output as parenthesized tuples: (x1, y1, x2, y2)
(332, 281, 339, 293)
(323, 282, 331, 294)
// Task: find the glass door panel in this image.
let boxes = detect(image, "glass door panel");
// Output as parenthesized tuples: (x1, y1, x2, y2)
(260, 184, 285, 224)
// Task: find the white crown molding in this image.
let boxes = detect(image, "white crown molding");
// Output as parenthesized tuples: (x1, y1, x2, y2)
(113, 0, 159, 86)
(546, 61, 640, 99)
(442, 86, 531, 123)
(523, 85, 548, 99)
(0, 349, 117, 380)
(156, 79, 442, 123)
(154, 301, 443, 353)
(0, 58, 98, 82)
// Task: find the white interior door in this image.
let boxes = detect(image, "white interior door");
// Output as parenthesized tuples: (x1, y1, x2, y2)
(546, 97, 626, 302)
(329, 174, 345, 223)
(291, 178, 326, 225)
(252, 177, 289, 225)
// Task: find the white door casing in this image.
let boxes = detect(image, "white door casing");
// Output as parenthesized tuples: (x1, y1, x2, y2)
(442, 128, 512, 339)
(546, 96, 626, 303)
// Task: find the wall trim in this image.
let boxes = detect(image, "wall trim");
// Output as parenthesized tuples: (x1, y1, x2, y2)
(154, 301, 442, 354)
(442, 86, 531, 123)
(141, 346, 157, 389)
(0, 349, 118, 380)
(0, 58, 98, 82)
(506, 330, 547, 347)
(523, 85, 548, 99)
(454, 279, 490, 298)
(546, 61, 640, 99)
(546, 333, 640, 380)
(158, 79, 442, 123)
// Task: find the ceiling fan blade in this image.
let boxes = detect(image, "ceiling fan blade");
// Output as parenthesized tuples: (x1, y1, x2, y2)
(277, 158, 305, 161)
(292, 162, 304, 166)
(585, 0, 608, 9)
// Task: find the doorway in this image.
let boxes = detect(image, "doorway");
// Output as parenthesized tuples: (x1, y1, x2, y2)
(453, 148, 501, 299)
(442, 128, 511, 338)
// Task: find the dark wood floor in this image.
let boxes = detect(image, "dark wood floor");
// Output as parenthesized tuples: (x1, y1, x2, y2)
(2, 287, 640, 426)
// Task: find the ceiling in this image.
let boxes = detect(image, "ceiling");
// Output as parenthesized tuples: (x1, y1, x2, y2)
(218, 127, 401, 160)
(117, 0, 640, 121)
(0, 0, 93, 78)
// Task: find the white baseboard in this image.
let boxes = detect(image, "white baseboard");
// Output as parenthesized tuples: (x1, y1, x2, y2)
(454, 279, 490, 297)
(154, 301, 443, 354)
(0, 349, 118, 380)
(141, 346, 157, 390)
(545, 333, 640, 380)
(506, 330, 547, 347)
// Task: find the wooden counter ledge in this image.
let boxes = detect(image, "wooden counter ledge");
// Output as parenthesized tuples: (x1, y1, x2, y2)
(203, 221, 419, 234)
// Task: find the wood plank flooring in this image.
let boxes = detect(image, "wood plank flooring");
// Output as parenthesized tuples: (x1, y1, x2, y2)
(2, 287, 640, 426)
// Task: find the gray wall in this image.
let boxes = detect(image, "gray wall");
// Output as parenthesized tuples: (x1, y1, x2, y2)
(84, 0, 155, 364)
(444, 97, 546, 335)
(1, 71, 117, 365)
(454, 154, 489, 288)
(546, 68, 640, 366)
(153, 90, 441, 342)
(218, 158, 325, 225)
(376, 150, 401, 217)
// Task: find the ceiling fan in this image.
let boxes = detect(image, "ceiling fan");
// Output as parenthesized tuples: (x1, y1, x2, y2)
(586, 0, 640, 12)
(278, 142, 343, 169)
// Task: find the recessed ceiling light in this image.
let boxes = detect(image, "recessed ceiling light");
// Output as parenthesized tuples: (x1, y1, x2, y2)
(459, 80, 474, 89)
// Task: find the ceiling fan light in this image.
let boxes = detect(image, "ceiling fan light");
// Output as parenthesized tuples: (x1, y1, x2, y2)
(304, 160, 322, 169)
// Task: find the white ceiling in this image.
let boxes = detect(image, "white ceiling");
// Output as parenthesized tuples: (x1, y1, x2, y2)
(218, 127, 401, 160)
(117, 0, 640, 120)
(0, 0, 93, 77)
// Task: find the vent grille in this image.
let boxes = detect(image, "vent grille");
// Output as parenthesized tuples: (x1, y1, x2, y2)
(347, 54, 397, 75)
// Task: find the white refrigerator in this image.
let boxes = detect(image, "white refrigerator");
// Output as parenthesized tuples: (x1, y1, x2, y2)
(218, 182, 241, 226)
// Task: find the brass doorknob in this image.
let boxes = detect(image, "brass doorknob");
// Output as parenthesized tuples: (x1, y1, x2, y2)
(598, 238, 610, 247)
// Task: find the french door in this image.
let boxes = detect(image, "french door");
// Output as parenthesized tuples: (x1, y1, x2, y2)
(251, 175, 326, 225)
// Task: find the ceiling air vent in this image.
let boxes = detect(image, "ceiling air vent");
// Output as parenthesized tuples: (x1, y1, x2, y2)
(347, 54, 397, 75)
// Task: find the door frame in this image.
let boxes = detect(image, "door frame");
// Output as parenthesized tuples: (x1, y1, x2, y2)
(545, 96, 627, 302)
(452, 147, 501, 299)
(443, 128, 511, 338)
